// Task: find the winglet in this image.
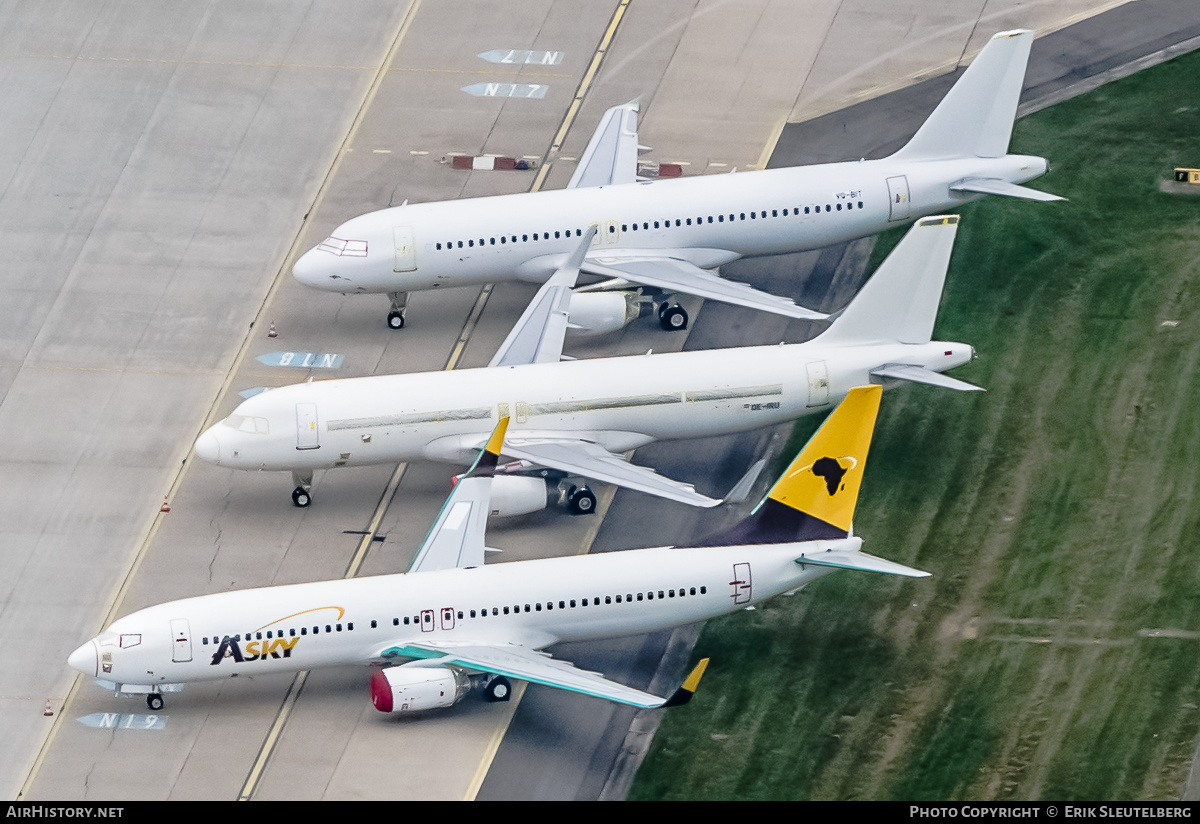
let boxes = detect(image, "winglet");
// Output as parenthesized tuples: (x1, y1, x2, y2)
(662, 658, 710, 708)
(464, 416, 509, 479)
(692, 386, 881, 546)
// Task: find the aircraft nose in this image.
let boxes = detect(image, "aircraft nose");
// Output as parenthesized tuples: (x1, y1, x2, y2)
(68, 640, 97, 677)
(293, 247, 347, 291)
(194, 426, 221, 464)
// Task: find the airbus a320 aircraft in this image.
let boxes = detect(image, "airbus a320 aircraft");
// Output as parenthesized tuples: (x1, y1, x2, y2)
(197, 215, 978, 511)
(71, 386, 925, 714)
(293, 29, 1059, 331)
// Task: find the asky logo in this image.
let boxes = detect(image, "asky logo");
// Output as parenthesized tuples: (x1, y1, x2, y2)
(209, 606, 344, 666)
(210, 635, 298, 665)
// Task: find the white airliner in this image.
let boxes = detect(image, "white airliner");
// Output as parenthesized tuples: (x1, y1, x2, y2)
(292, 29, 1059, 332)
(197, 214, 978, 511)
(71, 386, 926, 714)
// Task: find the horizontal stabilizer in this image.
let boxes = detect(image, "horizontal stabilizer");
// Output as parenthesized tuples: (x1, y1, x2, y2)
(583, 256, 827, 321)
(795, 548, 930, 578)
(871, 364, 984, 392)
(951, 178, 1065, 202)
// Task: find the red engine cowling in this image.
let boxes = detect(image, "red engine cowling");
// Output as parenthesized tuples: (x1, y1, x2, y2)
(370, 666, 471, 714)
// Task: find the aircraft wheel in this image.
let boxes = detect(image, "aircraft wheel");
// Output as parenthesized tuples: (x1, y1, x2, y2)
(567, 486, 597, 515)
(484, 676, 512, 702)
(147, 693, 164, 711)
(658, 304, 688, 331)
(291, 487, 312, 508)
(387, 311, 405, 330)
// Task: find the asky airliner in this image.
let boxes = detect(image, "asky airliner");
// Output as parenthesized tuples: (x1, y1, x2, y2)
(71, 385, 926, 715)
(292, 29, 1059, 332)
(197, 214, 978, 511)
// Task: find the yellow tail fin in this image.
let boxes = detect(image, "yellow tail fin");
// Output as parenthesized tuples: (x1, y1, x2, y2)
(767, 385, 881, 533)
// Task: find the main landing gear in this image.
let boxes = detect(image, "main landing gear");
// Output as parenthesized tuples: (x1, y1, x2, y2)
(386, 291, 408, 330)
(146, 693, 164, 711)
(658, 301, 688, 331)
(484, 676, 512, 702)
(565, 484, 597, 516)
(291, 471, 313, 508)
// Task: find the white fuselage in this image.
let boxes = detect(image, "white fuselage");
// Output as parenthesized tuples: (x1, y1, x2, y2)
(196, 338, 972, 473)
(68, 538, 852, 689)
(292, 154, 1048, 293)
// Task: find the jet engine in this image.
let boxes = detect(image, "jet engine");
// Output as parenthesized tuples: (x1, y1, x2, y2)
(489, 476, 550, 518)
(370, 666, 471, 714)
(566, 291, 642, 337)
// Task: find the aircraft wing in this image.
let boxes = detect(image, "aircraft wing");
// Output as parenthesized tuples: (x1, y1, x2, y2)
(407, 419, 508, 573)
(503, 436, 720, 508)
(382, 641, 705, 709)
(567, 101, 640, 189)
(489, 227, 595, 368)
(582, 255, 828, 321)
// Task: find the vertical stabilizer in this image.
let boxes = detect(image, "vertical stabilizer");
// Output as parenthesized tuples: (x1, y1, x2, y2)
(819, 215, 958, 345)
(891, 30, 1033, 161)
(693, 386, 881, 546)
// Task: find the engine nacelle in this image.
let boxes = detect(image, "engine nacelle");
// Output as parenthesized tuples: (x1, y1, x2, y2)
(489, 475, 550, 518)
(567, 291, 641, 337)
(370, 666, 471, 714)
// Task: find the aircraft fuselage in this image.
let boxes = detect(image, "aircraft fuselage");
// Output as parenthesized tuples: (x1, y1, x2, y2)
(292, 154, 1048, 294)
(68, 539, 850, 690)
(196, 338, 971, 473)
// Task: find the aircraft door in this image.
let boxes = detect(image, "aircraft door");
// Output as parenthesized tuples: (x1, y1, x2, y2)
(603, 220, 619, 245)
(420, 609, 435, 632)
(515, 402, 530, 424)
(731, 563, 752, 605)
(170, 619, 192, 663)
(886, 176, 911, 222)
(806, 361, 830, 408)
(393, 226, 417, 272)
(440, 607, 456, 630)
(296, 403, 320, 450)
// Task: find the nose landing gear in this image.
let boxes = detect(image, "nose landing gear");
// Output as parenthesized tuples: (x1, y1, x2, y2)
(386, 291, 408, 330)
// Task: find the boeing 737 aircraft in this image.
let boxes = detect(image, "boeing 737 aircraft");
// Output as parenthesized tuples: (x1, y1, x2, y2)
(197, 215, 978, 511)
(71, 386, 926, 714)
(293, 29, 1059, 331)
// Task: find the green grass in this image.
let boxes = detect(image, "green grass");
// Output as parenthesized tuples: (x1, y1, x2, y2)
(630, 49, 1200, 800)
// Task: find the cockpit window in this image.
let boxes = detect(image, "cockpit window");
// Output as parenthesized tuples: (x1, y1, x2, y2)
(224, 415, 269, 434)
(316, 237, 369, 257)
(120, 634, 142, 649)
